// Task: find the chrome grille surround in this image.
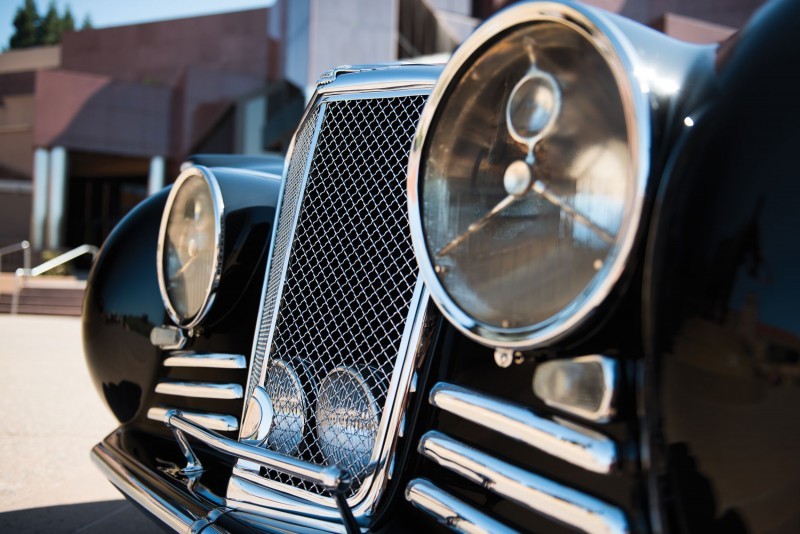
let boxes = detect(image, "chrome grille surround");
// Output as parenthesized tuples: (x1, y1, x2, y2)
(231, 66, 441, 520)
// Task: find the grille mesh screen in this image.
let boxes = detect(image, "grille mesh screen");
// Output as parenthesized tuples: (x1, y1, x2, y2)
(259, 95, 427, 496)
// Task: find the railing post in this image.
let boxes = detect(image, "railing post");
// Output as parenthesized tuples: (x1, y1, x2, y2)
(11, 268, 22, 315)
(22, 240, 30, 272)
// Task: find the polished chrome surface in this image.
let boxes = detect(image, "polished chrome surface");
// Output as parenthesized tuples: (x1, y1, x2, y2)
(317, 64, 442, 96)
(147, 407, 238, 432)
(419, 431, 628, 534)
(155, 381, 243, 400)
(242, 64, 438, 513)
(430, 382, 616, 473)
(406, 479, 515, 534)
(246, 107, 322, 401)
(163, 351, 247, 369)
(241, 386, 274, 445)
(170, 425, 204, 475)
(91, 440, 196, 532)
(533, 354, 618, 422)
(165, 411, 351, 492)
(156, 165, 224, 329)
(407, 1, 653, 350)
(150, 325, 187, 351)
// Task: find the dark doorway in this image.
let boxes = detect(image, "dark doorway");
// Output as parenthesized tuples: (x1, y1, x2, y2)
(66, 152, 151, 248)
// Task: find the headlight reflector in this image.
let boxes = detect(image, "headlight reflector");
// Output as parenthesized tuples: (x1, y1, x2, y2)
(158, 167, 223, 327)
(408, 3, 648, 349)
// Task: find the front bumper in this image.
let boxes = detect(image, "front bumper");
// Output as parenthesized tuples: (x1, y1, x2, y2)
(91, 429, 325, 533)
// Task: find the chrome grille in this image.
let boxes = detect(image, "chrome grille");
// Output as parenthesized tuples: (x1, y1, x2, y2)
(253, 95, 428, 497)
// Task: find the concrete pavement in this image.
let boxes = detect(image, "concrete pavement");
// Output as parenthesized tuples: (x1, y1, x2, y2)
(0, 315, 158, 532)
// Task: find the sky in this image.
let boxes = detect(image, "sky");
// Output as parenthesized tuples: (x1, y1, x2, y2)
(1, 0, 274, 50)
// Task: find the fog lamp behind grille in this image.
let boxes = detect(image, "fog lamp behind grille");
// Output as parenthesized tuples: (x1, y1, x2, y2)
(316, 368, 379, 474)
(265, 359, 309, 456)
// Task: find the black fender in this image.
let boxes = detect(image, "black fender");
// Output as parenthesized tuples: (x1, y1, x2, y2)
(644, 0, 800, 531)
(83, 163, 281, 430)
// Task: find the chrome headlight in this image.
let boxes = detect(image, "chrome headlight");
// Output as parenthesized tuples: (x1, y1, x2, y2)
(408, 2, 649, 349)
(157, 166, 223, 327)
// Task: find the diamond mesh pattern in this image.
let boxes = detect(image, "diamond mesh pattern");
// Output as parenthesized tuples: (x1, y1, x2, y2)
(249, 108, 319, 400)
(260, 95, 427, 496)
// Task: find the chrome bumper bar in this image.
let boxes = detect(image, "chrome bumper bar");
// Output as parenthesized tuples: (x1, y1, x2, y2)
(92, 427, 360, 533)
(163, 411, 360, 534)
(92, 438, 197, 532)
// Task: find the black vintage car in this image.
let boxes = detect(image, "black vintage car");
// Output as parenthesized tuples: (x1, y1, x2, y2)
(83, 0, 800, 532)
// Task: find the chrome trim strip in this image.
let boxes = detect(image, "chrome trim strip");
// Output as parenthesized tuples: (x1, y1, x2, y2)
(156, 166, 225, 329)
(406, 478, 515, 534)
(155, 381, 243, 400)
(430, 383, 616, 474)
(418, 431, 629, 534)
(254, 104, 327, 392)
(406, 1, 653, 350)
(91, 441, 196, 532)
(317, 64, 442, 95)
(165, 411, 350, 492)
(147, 407, 238, 432)
(247, 106, 327, 401)
(163, 351, 247, 369)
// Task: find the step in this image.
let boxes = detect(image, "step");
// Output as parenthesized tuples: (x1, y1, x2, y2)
(0, 303, 82, 316)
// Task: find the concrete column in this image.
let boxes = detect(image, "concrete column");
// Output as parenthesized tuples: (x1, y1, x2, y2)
(31, 148, 50, 250)
(148, 156, 165, 195)
(47, 146, 67, 249)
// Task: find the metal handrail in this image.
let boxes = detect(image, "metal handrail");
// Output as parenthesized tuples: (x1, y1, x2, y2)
(0, 240, 31, 273)
(18, 244, 98, 277)
(11, 244, 98, 314)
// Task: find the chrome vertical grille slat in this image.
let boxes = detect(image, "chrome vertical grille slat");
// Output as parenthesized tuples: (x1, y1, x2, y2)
(247, 94, 429, 498)
(248, 108, 320, 400)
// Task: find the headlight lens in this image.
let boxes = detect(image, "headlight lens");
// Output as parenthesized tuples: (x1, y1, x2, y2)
(409, 4, 647, 349)
(158, 167, 223, 327)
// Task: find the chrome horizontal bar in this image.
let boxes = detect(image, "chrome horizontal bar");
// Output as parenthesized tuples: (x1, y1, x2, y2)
(430, 382, 616, 474)
(406, 478, 515, 534)
(155, 381, 243, 400)
(163, 411, 351, 492)
(163, 352, 247, 369)
(418, 432, 628, 534)
(147, 407, 239, 432)
(91, 440, 196, 532)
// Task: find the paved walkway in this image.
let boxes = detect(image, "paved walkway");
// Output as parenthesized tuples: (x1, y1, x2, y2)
(0, 315, 158, 532)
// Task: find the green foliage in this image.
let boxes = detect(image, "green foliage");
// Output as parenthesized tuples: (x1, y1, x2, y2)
(9, 0, 39, 49)
(40, 1, 60, 45)
(8, 0, 89, 50)
(81, 14, 93, 30)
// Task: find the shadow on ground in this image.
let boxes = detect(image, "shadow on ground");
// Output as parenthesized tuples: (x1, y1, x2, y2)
(0, 500, 161, 533)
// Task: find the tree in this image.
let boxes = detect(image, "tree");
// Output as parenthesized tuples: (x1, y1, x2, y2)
(40, 1, 61, 45)
(7, 1, 90, 49)
(9, 0, 40, 49)
(61, 4, 75, 33)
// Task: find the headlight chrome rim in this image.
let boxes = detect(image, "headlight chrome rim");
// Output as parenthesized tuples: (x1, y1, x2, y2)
(407, 1, 651, 350)
(157, 165, 225, 329)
